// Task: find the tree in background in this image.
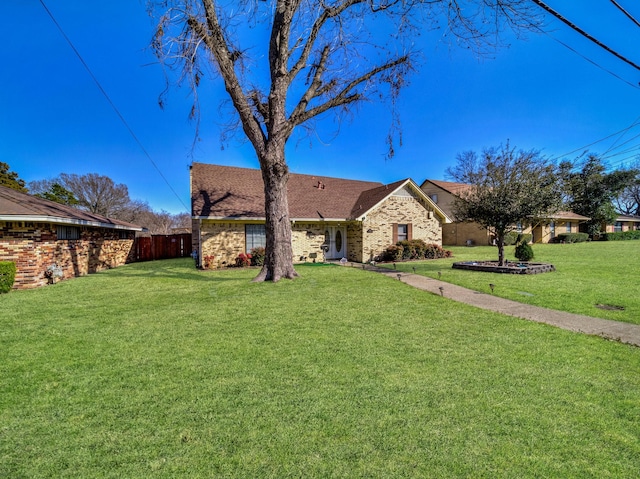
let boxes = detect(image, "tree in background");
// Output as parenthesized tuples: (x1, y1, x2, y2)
(560, 156, 638, 236)
(30, 173, 191, 234)
(29, 180, 79, 206)
(613, 160, 640, 216)
(0, 162, 27, 192)
(446, 143, 561, 266)
(55, 173, 131, 218)
(149, 0, 541, 282)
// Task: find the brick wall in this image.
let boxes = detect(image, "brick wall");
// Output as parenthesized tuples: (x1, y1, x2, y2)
(291, 223, 326, 263)
(443, 222, 492, 246)
(0, 221, 135, 289)
(358, 194, 442, 262)
(197, 192, 443, 266)
(198, 221, 246, 267)
(198, 220, 330, 267)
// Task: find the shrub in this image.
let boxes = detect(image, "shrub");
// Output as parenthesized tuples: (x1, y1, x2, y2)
(203, 255, 216, 269)
(554, 232, 589, 243)
(378, 240, 451, 262)
(379, 245, 404, 262)
(250, 247, 265, 266)
(514, 242, 534, 261)
(601, 230, 640, 241)
(0, 261, 16, 293)
(235, 253, 252, 267)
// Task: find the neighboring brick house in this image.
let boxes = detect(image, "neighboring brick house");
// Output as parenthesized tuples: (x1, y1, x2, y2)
(605, 215, 640, 233)
(0, 185, 144, 289)
(420, 179, 589, 245)
(191, 163, 450, 267)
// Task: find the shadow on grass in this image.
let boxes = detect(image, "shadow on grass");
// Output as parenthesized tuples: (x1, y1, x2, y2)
(107, 259, 339, 284)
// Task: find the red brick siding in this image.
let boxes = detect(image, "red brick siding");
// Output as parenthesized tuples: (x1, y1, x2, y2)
(0, 221, 135, 289)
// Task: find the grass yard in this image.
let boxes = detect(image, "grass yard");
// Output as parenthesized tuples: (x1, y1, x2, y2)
(385, 241, 640, 325)
(1, 258, 639, 477)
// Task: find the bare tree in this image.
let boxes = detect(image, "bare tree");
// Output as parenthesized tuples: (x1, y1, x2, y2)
(614, 160, 640, 216)
(447, 143, 561, 266)
(57, 173, 131, 218)
(149, 0, 541, 282)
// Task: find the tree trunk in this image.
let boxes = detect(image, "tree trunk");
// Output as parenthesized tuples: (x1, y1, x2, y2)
(496, 229, 506, 267)
(252, 148, 298, 283)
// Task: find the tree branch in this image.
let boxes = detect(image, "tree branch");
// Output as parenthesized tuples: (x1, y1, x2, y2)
(191, 0, 267, 152)
(289, 54, 409, 127)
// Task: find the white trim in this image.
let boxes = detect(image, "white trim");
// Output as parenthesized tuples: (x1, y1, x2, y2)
(0, 215, 143, 231)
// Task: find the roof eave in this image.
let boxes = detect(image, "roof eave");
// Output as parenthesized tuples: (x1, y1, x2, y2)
(0, 215, 144, 231)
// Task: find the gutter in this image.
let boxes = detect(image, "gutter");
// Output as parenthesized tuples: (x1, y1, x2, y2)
(0, 215, 144, 231)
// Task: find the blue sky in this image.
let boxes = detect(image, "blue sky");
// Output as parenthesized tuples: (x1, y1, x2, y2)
(2, 1, 640, 214)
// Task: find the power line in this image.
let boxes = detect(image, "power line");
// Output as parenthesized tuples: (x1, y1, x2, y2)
(610, 0, 640, 29)
(531, 0, 640, 72)
(38, 0, 190, 214)
(549, 118, 640, 161)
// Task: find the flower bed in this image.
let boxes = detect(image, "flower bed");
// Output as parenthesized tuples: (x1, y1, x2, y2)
(452, 260, 555, 274)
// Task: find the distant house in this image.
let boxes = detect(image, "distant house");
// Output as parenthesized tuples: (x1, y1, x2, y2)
(190, 163, 450, 267)
(420, 179, 589, 245)
(530, 211, 590, 243)
(605, 215, 640, 233)
(0, 185, 144, 289)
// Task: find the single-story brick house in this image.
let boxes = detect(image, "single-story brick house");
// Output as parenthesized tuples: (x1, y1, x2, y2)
(420, 179, 589, 245)
(605, 215, 640, 233)
(191, 163, 450, 267)
(0, 185, 144, 289)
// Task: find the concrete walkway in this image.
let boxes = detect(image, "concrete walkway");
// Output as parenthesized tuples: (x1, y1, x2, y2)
(359, 264, 640, 347)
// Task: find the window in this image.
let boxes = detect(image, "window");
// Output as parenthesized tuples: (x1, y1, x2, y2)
(57, 225, 80, 240)
(516, 222, 523, 233)
(566, 222, 572, 233)
(549, 221, 555, 239)
(246, 224, 266, 251)
(392, 223, 412, 243)
(397, 224, 408, 242)
(430, 194, 438, 204)
(614, 222, 623, 232)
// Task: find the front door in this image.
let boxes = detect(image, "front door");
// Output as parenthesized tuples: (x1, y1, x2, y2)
(324, 226, 347, 260)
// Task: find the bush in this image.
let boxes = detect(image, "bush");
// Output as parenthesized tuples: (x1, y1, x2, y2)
(553, 232, 589, 243)
(0, 261, 16, 293)
(601, 230, 640, 241)
(379, 244, 404, 262)
(234, 253, 252, 267)
(378, 240, 451, 262)
(514, 242, 534, 261)
(250, 247, 265, 266)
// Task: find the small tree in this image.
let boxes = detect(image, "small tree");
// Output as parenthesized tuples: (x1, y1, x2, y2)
(446, 143, 561, 266)
(560, 156, 638, 237)
(514, 234, 534, 261)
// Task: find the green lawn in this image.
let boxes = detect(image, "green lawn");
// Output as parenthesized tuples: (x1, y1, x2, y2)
(1, 258, 639, 477)
(385, 241, 640, 325)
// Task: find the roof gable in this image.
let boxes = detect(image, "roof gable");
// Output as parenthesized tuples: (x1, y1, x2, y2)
(421, 179, 472, 196)
(0, 185, 143, 230)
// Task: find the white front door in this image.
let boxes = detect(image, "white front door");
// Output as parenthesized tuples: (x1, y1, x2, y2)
(324, 226, 347, 260)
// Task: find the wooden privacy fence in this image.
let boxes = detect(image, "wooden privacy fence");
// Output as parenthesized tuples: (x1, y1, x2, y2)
(134, 234, 192, 262)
